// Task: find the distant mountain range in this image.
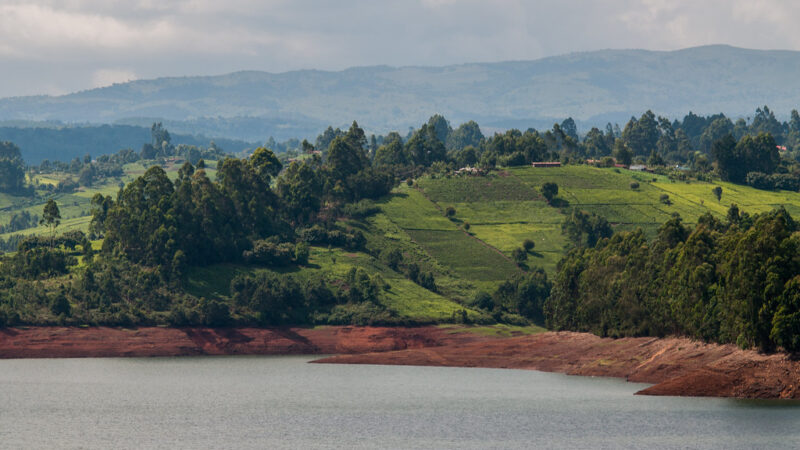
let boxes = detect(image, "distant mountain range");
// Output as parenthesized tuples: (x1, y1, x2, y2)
(2, 45, 800, 142)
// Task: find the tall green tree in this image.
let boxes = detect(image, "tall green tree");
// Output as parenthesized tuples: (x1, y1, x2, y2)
(40, 199, 61, 247)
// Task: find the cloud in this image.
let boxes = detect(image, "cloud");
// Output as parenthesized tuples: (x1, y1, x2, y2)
(2, 0, 800, 97)
(0, 4, 176, 53)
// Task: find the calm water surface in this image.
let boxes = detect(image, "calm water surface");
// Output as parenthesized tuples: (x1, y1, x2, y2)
(0, 355, 799, 449)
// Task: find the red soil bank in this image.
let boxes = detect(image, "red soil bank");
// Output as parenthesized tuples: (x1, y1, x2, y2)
(314, 331, 800, 400)
(0, 325, 478, 359)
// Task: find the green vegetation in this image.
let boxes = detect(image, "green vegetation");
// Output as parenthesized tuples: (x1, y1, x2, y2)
(6, 106, 800, 348)
(546, 207, 800, 353)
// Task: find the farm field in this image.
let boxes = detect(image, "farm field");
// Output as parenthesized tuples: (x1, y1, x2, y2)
(414, 164, 800, 274)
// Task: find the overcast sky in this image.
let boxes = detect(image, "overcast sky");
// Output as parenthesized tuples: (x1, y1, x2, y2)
(1, 0, 799, 98)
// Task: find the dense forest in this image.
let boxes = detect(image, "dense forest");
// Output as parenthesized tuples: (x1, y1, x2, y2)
(2, 106, 800, 354)
(545, 207, 800, 353)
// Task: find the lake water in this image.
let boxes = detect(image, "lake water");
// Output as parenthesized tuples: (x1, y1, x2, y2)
(0, 356, 799, 449)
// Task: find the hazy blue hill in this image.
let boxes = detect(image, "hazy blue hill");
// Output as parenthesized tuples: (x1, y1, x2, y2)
(0, 125, 256, 164)
(2, 45, 800, 140)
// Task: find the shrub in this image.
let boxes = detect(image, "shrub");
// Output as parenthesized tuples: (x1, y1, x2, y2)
(200, 298, 230, 327)
(463, 222, 471, 231)
(50, 293, 72, 317)
(417, 271, 437, 291)
(523, 239, 535, 252)
(243, 241, 295, 266)
(541, 182, 558, 203)
(630, 181, 639, 190)
(294, 242, 310, 265)
(406, 262, 420, 282)
(659, 193, 671, 205)
(381, 247, 403, 270)
(342, 199, 380, 219)
(445, 206, 456, 217)
(472, 291, 494, 311)
(512, 247, 528, 265)
(712, 186, 722, 201)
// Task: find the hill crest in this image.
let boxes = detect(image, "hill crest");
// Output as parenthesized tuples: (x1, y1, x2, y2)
(2, 45, 800, 140)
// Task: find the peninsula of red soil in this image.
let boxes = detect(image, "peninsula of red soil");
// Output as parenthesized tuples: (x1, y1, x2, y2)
(1, 326, 798, 399)
(314, 331, 800, 400)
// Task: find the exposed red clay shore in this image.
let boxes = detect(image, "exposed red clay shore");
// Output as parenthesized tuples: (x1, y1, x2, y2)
(0, 325, 480, 359)
(1, 326, 798, 399)
(313, 331, 800, 400)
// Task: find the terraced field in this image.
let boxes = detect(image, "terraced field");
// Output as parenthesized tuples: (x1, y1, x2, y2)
(415, 165, 800, 274)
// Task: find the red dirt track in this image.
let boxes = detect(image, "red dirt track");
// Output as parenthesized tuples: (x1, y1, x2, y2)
(1, 326, 798, 399)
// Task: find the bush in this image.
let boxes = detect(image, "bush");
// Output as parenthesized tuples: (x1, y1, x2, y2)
(50, 293, 72, 317)
(200, 298, 230, 327)
(659, 193, 671, 205)
(445, 206, 456, 217)
(243, 241, 296, 266)
(294, 242, 310, 265)
(523, 239, 535, 252)
(297, 225, 365, 250)
(417, 271, 437, 291)
(541, 182, 558, 203)
(381, 247, 403, 270)
(472, 291, 494, 311)
(342, 199, 380, 219)
(406, 262, 420, 282)
(630, 181, 639, 190)
(463, 222, 471, 231)
(512, 247, 528, 265)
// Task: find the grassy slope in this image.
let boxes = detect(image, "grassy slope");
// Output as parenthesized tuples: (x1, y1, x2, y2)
(418, 165, 800, 274)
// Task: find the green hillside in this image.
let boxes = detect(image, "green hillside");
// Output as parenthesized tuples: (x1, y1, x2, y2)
(6, 161, 800, 326)
(178, 164, 800, 324)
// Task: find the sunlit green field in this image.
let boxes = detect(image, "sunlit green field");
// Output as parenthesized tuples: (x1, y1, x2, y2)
(415, 164, 800, 274)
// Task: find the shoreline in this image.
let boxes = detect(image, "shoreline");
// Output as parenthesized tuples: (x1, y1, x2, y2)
(1, 326, 798, 399)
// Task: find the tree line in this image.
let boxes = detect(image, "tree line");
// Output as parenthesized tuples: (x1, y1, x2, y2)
(543, 206, 800, 353)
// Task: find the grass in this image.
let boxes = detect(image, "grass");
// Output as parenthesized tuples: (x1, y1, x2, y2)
(405, 229, 519, 285)
(419, 172, 540, 203)
(376, 186, 455, 230)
